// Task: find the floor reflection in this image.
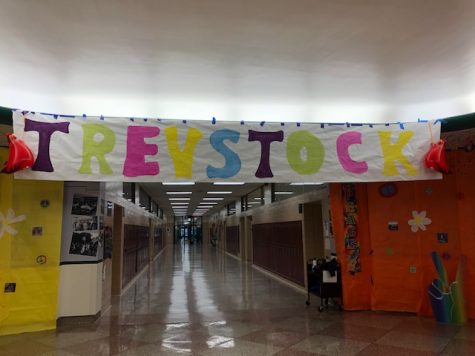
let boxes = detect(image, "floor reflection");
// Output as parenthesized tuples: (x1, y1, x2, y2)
(1, 242, 474, 355)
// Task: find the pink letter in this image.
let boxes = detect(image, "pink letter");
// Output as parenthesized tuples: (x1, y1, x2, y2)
(123, 126, 160, 177)
(336, 132, 368, 174)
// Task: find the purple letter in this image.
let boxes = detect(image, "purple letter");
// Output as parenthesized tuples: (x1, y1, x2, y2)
(24, 119, 70, 172)
(336, 131, 368, 174)
(248, 130, 284, 178)
(123, 126, 160, 177)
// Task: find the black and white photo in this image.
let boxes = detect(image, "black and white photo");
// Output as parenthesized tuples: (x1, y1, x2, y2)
(71, 194, 98, 216)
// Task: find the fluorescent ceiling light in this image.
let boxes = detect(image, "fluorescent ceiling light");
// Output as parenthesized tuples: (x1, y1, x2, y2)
(275, 191, 293, 195)
(248, 202, 261, 204)
(169, 198, 190, 201)
(203, 197, 224, 201)
(171, 202, 188, 205)
(198, 205, 214, 208)
(254, 197, 263, 200)
(213, 182, 244, 185)
(162, 182, 195, 185)
(199, 202, 217, 205)
(166, 191, 192, 195)
(290, 182, 324, 185)
(208, 191, 232, 194)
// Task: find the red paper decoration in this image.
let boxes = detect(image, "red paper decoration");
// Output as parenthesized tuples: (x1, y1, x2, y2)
(1, 133, 35, 173)
(424, 139, 450, 174)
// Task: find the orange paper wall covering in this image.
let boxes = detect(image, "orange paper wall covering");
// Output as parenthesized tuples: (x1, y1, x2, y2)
(330, 149, 475, 319)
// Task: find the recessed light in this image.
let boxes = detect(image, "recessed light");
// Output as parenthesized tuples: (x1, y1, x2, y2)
(274, 191, 293, 195)
(254, 197, 263, 200)
(199, 202, 217, 205)
(213, 182, 245, 185)
(208, 191, 232, 194)
(171, 202, 188, 205)
(166, 191, 192, 195)
(162, 182, 195, 185)
(169, 198, 190, 201)
(197, 205, 214, 208)
(203, 197, 224, 200)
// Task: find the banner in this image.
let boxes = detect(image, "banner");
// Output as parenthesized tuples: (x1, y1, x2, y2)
(12, 111, 441, 182)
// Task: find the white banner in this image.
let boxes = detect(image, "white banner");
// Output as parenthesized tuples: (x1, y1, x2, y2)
(12, 111, 441, 182)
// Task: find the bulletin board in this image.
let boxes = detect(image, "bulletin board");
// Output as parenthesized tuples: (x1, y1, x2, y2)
(0, 148, 64, 335)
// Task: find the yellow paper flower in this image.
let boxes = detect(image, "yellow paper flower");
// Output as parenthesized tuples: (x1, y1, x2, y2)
(408, 210, 432, 232)
(0, 208, 26, 239)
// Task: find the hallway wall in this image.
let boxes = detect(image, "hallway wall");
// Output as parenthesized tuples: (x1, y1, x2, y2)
(208, 186, 331, 291)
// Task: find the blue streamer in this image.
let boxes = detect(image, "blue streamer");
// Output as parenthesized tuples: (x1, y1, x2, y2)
(212, 117, 216, 125)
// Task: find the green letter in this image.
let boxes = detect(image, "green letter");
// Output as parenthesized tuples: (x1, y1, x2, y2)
(286, 130, 325, 175)
(79, 124, 116, 175)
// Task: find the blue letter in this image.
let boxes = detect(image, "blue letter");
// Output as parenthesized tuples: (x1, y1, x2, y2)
(207, 129, 241, 178)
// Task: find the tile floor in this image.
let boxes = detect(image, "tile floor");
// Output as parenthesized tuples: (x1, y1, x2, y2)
(1, 243, 474, 355)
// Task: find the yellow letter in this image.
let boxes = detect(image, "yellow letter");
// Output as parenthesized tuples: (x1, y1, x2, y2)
(165, 126, 203, 178)
(378, 131, 417, 176)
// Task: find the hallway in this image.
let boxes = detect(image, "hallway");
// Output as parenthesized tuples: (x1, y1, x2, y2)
(1, 244, 474, 355)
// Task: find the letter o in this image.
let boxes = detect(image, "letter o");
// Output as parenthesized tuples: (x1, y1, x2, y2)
(286, 131, 325, 175)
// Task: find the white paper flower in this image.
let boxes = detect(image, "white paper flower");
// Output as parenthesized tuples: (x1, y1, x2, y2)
(408, 210, 432, 232)
(0, 209, 26, 239)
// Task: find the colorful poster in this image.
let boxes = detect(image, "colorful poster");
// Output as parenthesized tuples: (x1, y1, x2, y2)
(342, 183, 361, 274)
(12, 111, 442, 183)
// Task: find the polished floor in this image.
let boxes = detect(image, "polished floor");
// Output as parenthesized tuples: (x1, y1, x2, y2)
(1, 243, 475, 355)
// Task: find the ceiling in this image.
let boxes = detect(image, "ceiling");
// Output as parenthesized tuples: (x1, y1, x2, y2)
(141, 182, 263, 216)
(1, 0, 475, 122)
